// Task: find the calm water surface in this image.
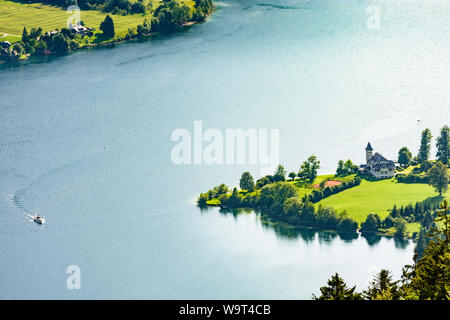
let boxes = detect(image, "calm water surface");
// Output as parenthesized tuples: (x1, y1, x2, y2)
(1, 0, 449, 298)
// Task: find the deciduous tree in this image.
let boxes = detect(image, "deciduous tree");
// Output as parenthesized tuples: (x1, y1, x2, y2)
(239, 172, 255, 191)
(427, 161, 449, 196)
(398, 147, 412, 167)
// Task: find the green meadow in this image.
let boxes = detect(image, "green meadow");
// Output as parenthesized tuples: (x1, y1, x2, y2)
(317, 177, 449, 223)
(208, 173, 448, 236)
(0, 0, 195, 40)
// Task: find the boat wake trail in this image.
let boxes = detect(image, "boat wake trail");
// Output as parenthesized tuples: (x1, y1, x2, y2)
(8, 191, 37, 222)
(8, 147, 107, 223)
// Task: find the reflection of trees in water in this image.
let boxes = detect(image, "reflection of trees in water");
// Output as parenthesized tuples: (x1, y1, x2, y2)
(361, 232, 382, 246)
(213, 208, 358, 243)
(338, 232, 359, 242)
(317, 231, 336, 244)
(394, 237, 409, 249)
(272, 224, 303, 240)
(198, 205, 214, 214)
(218, 207, 253, 220)
(200, 207, 409, 247)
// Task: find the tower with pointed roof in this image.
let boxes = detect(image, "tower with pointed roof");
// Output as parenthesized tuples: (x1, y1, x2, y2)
(359, 142, 395, 179)
(366, 142, 373, 164)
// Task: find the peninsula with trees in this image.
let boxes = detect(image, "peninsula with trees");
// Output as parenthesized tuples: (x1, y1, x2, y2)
(0, 0, 214, 63)
(198, 125, 450, 240)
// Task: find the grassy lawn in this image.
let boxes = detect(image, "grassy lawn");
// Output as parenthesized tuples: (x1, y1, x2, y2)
(317, 178, 449, 223)
(203, 172, 448, 237)
(0, 33, 21, 42)
(0, 0, 195, 40)
(400, 165, 418, 174)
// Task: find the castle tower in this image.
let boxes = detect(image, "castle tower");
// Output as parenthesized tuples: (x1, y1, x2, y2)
(366, 142, 373, 163)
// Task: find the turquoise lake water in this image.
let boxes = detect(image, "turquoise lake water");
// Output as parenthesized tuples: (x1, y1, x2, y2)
(0, 0, 449, 298)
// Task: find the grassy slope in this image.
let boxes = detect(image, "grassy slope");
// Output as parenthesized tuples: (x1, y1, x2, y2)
(205, 173, 448, 237)
(293, 174, 447, 236)
(0, 0, 195, 39)
(317, 178, 449, 223)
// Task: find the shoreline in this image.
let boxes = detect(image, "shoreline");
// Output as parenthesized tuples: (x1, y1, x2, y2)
(0, 2, 216, 66)
(197, 170, 444, 241)
(202, 203, 416, 240)
(0, 21, 201, 66)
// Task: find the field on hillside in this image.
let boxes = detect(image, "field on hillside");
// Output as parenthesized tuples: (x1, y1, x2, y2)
(0, 0, 194, 38)
(317, 178, 449, 223)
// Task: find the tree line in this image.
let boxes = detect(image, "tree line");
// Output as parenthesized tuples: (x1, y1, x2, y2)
(397, 125, 449, 167)
(307, 177, 361, 203)
(198, 157, 360, 233)
(314, 201, 449, 300)
(3, 0, 214, 60)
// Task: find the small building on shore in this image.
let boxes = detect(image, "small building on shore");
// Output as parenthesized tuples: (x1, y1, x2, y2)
(359, 142, 395, 179)
(0, 41, 11, 49)
(70, 24, 91, 36)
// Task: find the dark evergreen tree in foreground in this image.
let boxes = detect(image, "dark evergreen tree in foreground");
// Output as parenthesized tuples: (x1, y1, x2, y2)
(400, 200, 449, 299)
(313, 273, 362, 300)
(100, 15, 115, 37)
(316, 200, 450, 300)
(436, 125, 449, 165)
(22, 27, 29, 43)
(363, 269, 400, 300)
(418, 128, 432, 163)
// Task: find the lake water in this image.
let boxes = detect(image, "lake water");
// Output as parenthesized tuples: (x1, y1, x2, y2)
(1, 0, 449, 299)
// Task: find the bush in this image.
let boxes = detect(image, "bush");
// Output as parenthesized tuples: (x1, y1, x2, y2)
(151, 1, 193, 32)
(394, 218, 407, 238)
(197, 193, 208, 206)
(382, 215, 395, 228)
(221, 188, 244, 208)
(255, 176, 272, 189)
(259, 182, 297, 215)
(337, 217, 358, 233)
(396, 173, 429, 184)
(137, 19, 151, 35)
(420, 161, 433, 172)
(131, 1, 145, 13)
(315, 206, 341, 229)
(308, 177, 361, 203)
(360, 213, 381, 232)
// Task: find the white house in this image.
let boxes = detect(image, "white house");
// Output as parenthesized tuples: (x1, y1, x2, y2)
(359, 142, 396, 179)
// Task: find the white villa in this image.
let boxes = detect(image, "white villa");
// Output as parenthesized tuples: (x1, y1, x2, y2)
(359, 142, 396, 179)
